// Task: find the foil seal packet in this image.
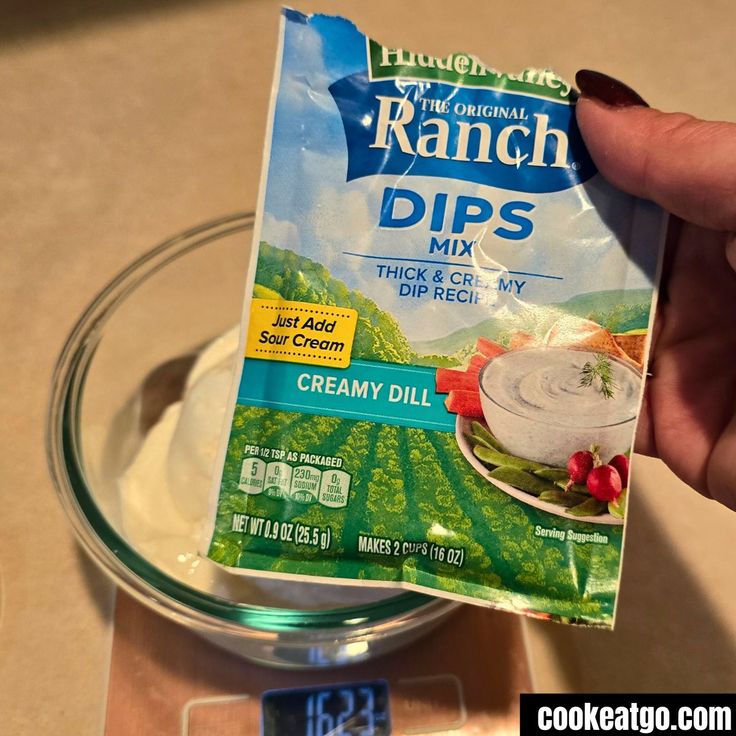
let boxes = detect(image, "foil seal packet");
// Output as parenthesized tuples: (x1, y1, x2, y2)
(204, 8, 666, 627)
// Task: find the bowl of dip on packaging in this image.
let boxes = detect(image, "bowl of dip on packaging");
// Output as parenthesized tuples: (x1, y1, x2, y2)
(479, 347, 641, 467)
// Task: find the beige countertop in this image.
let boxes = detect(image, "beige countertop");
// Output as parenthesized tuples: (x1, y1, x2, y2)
(3, 1, 736, 732)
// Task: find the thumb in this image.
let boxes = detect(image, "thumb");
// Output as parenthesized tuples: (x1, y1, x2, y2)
(575, 72, 736, 233)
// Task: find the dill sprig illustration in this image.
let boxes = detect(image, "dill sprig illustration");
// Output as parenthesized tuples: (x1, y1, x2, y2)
(579, 354, 618, 400)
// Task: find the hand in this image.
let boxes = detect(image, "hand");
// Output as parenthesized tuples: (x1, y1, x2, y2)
(575, 70, 736, 510)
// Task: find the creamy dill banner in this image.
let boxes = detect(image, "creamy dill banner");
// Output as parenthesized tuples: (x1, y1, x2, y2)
(205, 8, 666, 627)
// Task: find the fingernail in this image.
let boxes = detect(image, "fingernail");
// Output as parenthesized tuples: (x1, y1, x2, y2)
(575, 69, 648, 108)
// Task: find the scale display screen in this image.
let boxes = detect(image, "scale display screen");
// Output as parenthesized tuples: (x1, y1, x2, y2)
(261, 680, 391, 736)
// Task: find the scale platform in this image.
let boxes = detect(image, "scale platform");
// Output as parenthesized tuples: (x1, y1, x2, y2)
(106, 593, 532, 735)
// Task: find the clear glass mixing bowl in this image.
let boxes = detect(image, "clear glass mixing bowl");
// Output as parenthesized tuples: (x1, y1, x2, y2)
(46, 213, 460, 668)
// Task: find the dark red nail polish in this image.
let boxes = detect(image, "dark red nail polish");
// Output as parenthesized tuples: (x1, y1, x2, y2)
(575, 69, 648, 108)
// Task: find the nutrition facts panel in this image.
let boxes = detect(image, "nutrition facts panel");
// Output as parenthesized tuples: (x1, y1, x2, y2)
(239, 454, 351, 508)
(105, 594, 531, 735)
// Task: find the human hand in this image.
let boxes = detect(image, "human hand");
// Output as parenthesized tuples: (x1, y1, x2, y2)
(575, 70, 736, 510)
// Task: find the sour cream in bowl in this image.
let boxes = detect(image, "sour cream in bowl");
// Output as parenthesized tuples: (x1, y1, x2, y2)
(478, 347, 641, 467)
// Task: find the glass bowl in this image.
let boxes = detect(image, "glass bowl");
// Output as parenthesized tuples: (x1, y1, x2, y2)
(46, 213, 459, 668)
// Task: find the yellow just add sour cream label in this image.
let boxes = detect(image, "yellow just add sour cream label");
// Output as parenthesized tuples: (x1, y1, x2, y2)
(245, 298, 358, 368)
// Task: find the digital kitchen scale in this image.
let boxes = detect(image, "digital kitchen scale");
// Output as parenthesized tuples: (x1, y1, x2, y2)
(105, 593, 532, 735)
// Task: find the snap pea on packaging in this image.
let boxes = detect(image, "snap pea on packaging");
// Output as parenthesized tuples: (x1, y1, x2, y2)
(204, 8, 666, 627)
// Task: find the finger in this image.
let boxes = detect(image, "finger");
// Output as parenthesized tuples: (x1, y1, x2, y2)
(575, 99, 736, 233)
(634, 383, 656, 457)
(634, 304, 665, 458)
(726, 233, 736, 272)
(707, 410, 736, 510)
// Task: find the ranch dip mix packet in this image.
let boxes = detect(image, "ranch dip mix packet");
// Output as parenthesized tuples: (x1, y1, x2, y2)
(205, 8, 666, 626)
